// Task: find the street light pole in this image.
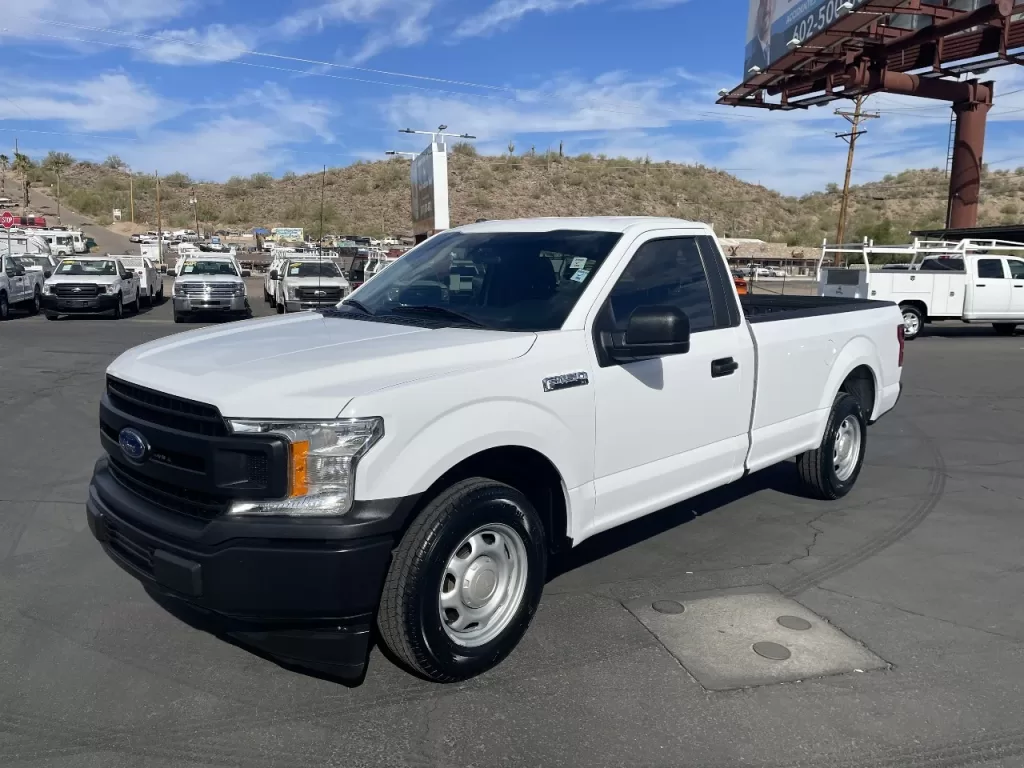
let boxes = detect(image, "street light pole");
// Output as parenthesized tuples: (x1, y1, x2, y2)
(189, 187, 200, 238)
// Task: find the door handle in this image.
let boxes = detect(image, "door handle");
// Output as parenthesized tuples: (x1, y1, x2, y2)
(711, 357, 739, 378)
(976, 284, 985, 287)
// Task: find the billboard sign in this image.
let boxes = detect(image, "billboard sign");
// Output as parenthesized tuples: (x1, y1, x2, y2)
(410, 142, 450, 236)
(744, 0, 865, 74)
(271, 227, 304, 242)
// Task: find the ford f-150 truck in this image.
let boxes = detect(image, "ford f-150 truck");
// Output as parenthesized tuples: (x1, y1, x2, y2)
(86, 217, 904, 683)
(42, 256, 141, 320)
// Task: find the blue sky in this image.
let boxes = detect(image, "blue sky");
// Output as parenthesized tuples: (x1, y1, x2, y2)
(2, 0, 1023, 194)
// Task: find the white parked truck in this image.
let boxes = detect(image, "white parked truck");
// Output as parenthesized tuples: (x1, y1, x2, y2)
(818, 237, 1024, 339)
(87, 217, 904, 682)
(172, 255, 250, 323)
(270, 256, 351, 313)
(42, 256, 141, 320)
(117, 255, 163, 306)
(0, 253, 47, 319)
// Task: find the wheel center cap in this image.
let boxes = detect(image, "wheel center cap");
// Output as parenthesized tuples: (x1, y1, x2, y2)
(462, 556, 498, 608)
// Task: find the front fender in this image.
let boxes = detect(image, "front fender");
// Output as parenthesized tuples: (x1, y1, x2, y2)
(354, 397, 587, 504)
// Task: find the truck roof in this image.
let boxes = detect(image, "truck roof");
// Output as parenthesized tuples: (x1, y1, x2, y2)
(456, 216, 707, 235)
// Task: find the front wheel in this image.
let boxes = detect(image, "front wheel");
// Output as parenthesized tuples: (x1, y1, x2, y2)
(796, 392, 867, 500)
(900, 305, 924, 340)
(377, 478, 547, 682)
(173, 313, 185, 324)
(0, 292, 9, 320)
(276, 301, 285, 314)
(45, 312, 59, 321)
(29, 288, 41, 315)
(993, 323, 1017, 336)
(112, 293, 124, 320)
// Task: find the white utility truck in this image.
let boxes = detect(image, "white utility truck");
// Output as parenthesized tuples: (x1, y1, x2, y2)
(117, 255, 163, 306)
(87, 217, 904, 683)
(818, 237, 1024, 339)
(42, 256, 141, 320)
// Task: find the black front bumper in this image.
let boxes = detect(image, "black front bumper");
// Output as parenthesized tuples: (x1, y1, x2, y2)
(42, 294, 118, 314)
(87, 456, 417, 680)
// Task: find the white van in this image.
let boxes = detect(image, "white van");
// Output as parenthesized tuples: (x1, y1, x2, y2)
(25, 229, 77, 256)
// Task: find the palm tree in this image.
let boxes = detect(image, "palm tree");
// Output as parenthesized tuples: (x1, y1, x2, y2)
(43, 151, 74, 223)
(0, 155, 8, 195)
(12, 152, 33, 214)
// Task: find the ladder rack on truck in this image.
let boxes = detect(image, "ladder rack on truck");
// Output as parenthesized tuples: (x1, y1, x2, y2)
(816, 237, 1024, 339)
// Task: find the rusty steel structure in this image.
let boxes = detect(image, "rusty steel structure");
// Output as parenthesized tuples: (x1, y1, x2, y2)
(718, 0, 1024, 229)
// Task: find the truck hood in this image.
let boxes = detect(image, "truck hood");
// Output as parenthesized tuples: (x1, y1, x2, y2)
(46, 274, 121, 286)
(285, 275, 350, 288)
(174, 274, 243, 284)
(106, 313, 536, 419)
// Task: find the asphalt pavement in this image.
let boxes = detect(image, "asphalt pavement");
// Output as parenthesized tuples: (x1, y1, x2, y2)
(1, 298, 1022, 768)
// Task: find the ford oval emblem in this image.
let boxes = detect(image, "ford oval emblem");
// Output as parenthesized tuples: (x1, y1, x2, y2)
(118, 427, 149, 463)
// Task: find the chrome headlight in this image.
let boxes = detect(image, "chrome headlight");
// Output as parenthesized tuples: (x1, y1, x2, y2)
(42, 284, 53, 295)
(287, 285, 301, 300)
(174, 283, 187, 297)
(233, 283, 246, 297)
(226, 418, 384, 517)
(105, 283, 119, 294)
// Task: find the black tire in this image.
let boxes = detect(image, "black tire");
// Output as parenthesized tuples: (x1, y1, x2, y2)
(377, 478, 547, 683)
(112, 293, 124, 320)
(276, 301, 285, 314)
(993, 323, 1017, 336)
(0, 291, 9, 320)
(144, 288, 153, 307)
(796, 393, 867, 500)
(173, 313, 185, 324)
(269, 292, 277, 308)
(900, 304, 924, 340)
(45, 312, 59, 321)
(29, 288, 41, 315)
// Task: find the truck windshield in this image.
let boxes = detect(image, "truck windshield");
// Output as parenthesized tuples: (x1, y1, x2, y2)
(57, 259, 117, 276)
(14, 256, 50, 270)
(342, 229, 622, 331)
(179, 260, 239, 276)
(287, 261, 341, 277)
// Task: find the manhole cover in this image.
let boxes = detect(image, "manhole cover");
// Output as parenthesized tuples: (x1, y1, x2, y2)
(652, 600, 685, 614)
(752, 641, 791, 661)
(777, 615, 812, 631)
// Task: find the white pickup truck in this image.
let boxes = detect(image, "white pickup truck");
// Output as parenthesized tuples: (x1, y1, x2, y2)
(86, 217, 903, 683)
(0, 253, 47, 319)
(819, 237, 1024, 339)
(41, 256, 141, 320)
(270, 256, 351, 312)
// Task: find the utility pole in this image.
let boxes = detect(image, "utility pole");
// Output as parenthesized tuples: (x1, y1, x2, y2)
(128, 167, 135, 224)
(155, 171, 162, 255)
(189, 187, 200, 238)
(834, 95, 879, 245)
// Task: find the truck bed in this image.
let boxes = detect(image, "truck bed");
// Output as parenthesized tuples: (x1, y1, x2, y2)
(740, 294, 894, 323)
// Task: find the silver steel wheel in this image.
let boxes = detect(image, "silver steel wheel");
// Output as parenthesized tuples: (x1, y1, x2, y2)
(833, 415, 862, 482)
(902, 309, 920, 337)
(438, 523, 529, 648)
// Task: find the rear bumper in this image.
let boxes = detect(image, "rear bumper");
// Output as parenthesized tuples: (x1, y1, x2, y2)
(42, 294, 118, 313)
(87, 456, 417, 679)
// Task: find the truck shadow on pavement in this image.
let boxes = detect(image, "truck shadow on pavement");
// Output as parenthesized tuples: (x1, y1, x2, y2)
(549, 462, 802, 581)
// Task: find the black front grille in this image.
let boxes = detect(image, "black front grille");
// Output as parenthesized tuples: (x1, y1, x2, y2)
(296, 286, 343, 301)
(107, 377, 226, 436)
(54, 283, 99, 297)
(108, 459, 228, 522)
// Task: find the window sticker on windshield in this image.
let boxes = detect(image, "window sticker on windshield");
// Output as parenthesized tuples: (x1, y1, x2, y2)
(183, 262, 195, 273)
(569, 256, 588, 270)
(570, 268, 590, 283)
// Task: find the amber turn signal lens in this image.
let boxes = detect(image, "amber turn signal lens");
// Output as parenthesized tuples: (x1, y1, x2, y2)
(289, 440, 310, 497)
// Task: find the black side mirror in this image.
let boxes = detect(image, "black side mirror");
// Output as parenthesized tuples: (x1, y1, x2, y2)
(44, 270, 52, 278)
(13, 265, 26, 277)
(241, 270, 251, 278)
(605, 306, 691, 364)
(270, 269, 279, 280)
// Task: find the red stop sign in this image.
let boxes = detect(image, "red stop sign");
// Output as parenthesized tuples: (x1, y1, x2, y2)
(0, 211, 14, 229)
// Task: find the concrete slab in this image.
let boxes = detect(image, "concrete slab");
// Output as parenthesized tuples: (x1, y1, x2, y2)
(624, 586, 887, 690)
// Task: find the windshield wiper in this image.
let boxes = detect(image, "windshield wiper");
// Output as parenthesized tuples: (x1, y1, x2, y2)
(340, 298, 375, 315)
(388, 305, 485, 327)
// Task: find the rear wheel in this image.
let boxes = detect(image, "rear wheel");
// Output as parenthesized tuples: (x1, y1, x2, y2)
(377, 478, 547, 682)
(993, 323, 1017, 336)
(796, 393, 867, 500)
(129, 292, 140, 315)
(0, 292, 9, 320)
(900, 304, 924, 340)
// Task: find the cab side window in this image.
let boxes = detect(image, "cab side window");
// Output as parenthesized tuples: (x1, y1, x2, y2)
(977, 259, 1006, 279)
(604, 237, 716, 334)
(1007, 259, 1024, 280)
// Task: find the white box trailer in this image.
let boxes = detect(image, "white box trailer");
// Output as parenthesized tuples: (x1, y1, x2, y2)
(817, 237, 1024, 339)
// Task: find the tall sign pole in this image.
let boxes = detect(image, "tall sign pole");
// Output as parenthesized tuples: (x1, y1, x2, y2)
(834, 96, 878, 246)
(155, 171, 162, 257)
(398, 126, 476, 242)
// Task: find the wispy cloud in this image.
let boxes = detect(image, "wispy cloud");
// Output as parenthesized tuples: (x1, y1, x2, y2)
(141, 24, 256, 65)
(8, 0, 192, 35)
(454, 0, 595, 38)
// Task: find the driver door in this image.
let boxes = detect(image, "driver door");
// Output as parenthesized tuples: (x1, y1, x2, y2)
(587, 233, 754, 536)
(4, 257, 26, 301)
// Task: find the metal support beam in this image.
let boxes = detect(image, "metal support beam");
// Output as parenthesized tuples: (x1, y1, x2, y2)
(948, 101, 991, 229)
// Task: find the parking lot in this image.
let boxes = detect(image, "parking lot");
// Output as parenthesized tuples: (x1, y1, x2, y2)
(2, 292, 1023, 767)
